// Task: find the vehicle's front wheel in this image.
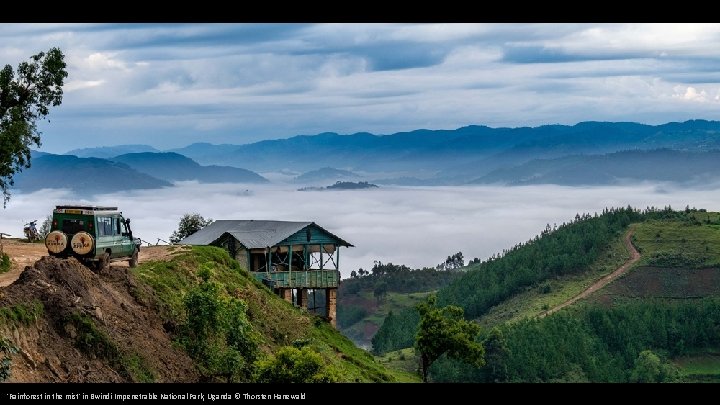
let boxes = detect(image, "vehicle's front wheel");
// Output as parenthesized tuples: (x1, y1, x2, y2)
(129, 248, 138, 268)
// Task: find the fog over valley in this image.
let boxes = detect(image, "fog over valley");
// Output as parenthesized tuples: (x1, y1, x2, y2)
(2, 183, 719, 278)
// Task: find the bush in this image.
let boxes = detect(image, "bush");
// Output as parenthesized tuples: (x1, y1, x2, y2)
(0, 253, 10, 274)
(180, 278, 259, 382)
(255, 346, 337, 383)
(0, 337, 18, 382)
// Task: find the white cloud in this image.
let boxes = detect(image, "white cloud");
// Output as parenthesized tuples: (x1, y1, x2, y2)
(64, 79, 104, 92)
(85, 52, 129, 71)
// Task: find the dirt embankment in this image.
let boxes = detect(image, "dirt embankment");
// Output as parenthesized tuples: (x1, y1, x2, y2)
(0, 243, 198, 382)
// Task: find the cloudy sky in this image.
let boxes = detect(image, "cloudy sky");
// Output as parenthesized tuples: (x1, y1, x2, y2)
(2, 23, 720, 153)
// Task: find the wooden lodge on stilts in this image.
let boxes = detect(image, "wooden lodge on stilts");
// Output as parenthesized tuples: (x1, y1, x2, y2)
(180, 220, 352, 327)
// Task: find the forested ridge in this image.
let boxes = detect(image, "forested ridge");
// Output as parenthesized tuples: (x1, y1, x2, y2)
(369, 206, 720, 381)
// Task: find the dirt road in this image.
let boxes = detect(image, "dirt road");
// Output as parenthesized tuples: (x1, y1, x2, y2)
(0, 239, 180, 287)
(542, 227, 640, 316)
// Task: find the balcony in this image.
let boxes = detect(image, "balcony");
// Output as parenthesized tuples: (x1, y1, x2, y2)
(251, 269, 339, 289)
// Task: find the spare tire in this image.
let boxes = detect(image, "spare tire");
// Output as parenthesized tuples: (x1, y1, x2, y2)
(45, 231, 68, 254)
(70, 231, 94, 255)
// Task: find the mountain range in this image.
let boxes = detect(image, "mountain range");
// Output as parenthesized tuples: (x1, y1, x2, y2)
(16, 119, 720, 192)
(162, 120, 720, 179)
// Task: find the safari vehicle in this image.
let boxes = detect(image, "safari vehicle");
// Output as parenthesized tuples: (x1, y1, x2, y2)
(45, 205, 140, 270)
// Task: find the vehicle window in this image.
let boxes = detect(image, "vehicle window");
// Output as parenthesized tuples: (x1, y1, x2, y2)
(62, 219, 85, 234)
(116, 217, 122, 235)
(97, 217, 114, 236)
(120, 219, 128, 234)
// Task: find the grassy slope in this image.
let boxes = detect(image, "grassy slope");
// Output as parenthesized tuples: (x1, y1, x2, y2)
(476, 234, 631, 328)
(674, 351, 720, 382)
(633, 211, 720, 268)
(375, 347, 419, 380)
(132, 245, 416, 382)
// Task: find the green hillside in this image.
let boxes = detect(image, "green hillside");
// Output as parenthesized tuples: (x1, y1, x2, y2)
(371, 207, 720, 382)
(132, 246, 416, 382)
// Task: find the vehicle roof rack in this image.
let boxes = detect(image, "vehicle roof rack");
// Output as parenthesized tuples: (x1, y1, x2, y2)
(55, 205, 119, 211)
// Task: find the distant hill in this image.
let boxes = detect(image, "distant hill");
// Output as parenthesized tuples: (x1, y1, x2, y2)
(327, 181, 378, 190)
(299, 181, 379, 191)
(66, 144, 159, 159)
(110, 152, 268, 184)
(473, 149, 720, 186)
(294, 167, 359, 184)
(11, 154, 170, 194)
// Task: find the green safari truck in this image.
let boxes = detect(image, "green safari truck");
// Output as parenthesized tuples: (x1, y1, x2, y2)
(45, 205, 140, 270)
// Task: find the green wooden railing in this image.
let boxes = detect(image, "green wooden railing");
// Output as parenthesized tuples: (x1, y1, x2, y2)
(251, 270, 339, 289)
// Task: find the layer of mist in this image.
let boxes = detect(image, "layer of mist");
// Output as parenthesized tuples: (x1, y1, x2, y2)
(2, 183, 718, 278)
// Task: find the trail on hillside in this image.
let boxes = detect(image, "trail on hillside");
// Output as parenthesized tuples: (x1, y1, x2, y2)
(542, 226, 640, 317)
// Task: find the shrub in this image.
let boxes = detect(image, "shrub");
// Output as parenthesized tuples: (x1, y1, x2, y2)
(0, 337, 18, 382)
(0, 253, 10, 274)
(180, 279, 259, 382)
(255, 346, 338, 383)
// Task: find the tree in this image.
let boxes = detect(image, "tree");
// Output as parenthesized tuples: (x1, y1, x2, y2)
(1, 47, 67, 206)
(629, 350, 679, 383)
(373, 281, 388, 303)
(170, 213, 213, 243)
(481, 327, 509, 382)
(415, 295, 484, 382)
(38, 215, 52, 239)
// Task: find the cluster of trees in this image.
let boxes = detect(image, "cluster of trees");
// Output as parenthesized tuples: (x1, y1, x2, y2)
(429, 299, 720, 382)
(436, 252, 464, 270)
(371, 309, 420, 355)
(326, 181, 378, 190)
(343, 260, 462, 296)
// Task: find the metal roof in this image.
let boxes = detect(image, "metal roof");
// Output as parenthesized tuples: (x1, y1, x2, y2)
(56, 205, 118, 211)
(180, 220, 352, 248)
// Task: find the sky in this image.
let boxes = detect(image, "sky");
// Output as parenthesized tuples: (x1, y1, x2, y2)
(2, 183, 719, 278)
(2, 23, 720, 153)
